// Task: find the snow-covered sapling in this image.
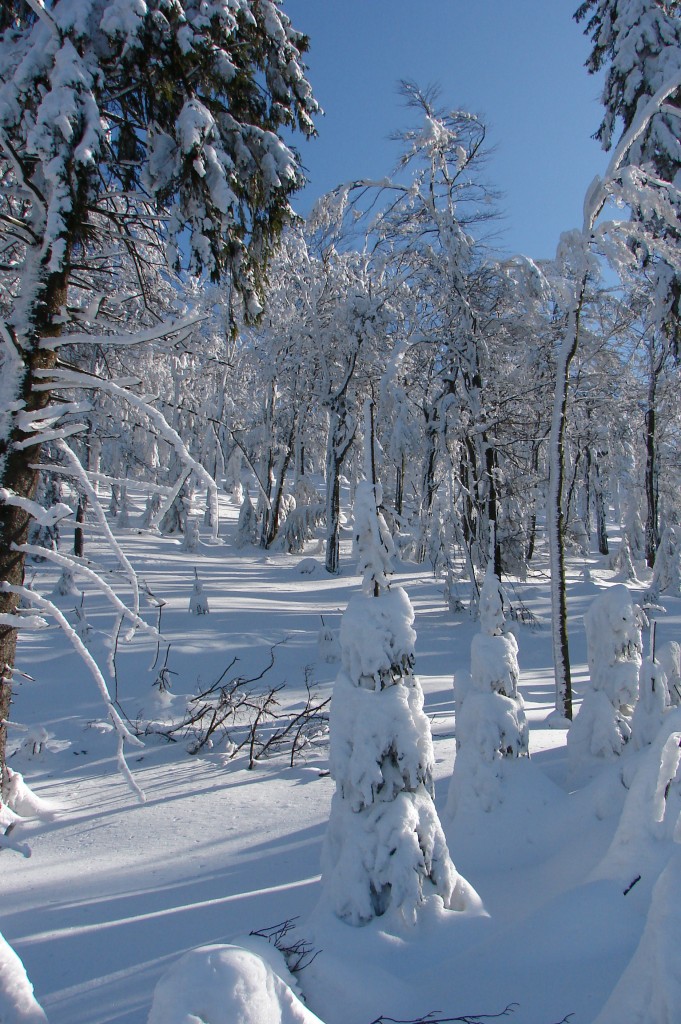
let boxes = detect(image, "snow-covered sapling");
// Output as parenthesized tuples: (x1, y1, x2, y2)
(568, 584, 645, 759)
(657, 641, 681, 707)
(182, 516, 200, 553)
(234, 493, 258, 549)
(73, 595, 93, 644)
(320, 478, 478, 926)
(447, 564, 529, 816)
(189, 569, 209, 615)
(631, 623, 670, 750)
(648, 527, 681, 601)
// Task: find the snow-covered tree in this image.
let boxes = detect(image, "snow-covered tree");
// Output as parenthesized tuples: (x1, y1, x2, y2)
(568, 584, 645, 759)
(0, 0, 318, 788)
(576, 0, 681, 336)
(319, 473, 477, 925)
(447, 563, 529, 815)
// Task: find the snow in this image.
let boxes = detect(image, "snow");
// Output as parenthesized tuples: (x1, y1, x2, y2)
(0, 931, 47, 1024)
(3, 491, 681, 1024)
(147, 943, 324, 1024)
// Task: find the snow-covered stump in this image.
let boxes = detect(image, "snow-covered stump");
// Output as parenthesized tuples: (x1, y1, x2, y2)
(568, 584, 644, 761)
(446, 566, 529, 816)
(318, 480, 478, 927)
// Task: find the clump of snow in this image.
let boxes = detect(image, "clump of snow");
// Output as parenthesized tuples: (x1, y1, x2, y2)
(3, 766, 58, 820)
(0, 932, 47, 1023)
(147, 943, 325, 1024)
(298, 557, 322, 576)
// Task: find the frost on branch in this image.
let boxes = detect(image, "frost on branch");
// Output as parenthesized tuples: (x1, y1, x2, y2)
(447, 564, 529, 817)
(318, 480, 478, 926)
(568, 584, 645, 761)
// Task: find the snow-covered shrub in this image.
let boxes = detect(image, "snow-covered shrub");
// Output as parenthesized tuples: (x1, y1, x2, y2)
(568, 584, 645, 760)
(447, 565, 529, 816)
(53, 567, 79, 598)
(147, 943, 324, 1024)
(319, 480, 478, 926)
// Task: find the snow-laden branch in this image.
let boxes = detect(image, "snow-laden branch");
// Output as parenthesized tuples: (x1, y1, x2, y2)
(0, 487, 73, 528)
(12, 422, 87, 450)
(54, 439, 142, 623)
(34, 368, 220, 540)
(12, 542, 158, 640)
(38, 313, 206, 351)
(584, 71, 681, 232)
(0, 583, 145, 803)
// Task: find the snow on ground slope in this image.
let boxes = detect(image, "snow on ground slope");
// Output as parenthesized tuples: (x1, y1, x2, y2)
(2, 493, 680, 1024)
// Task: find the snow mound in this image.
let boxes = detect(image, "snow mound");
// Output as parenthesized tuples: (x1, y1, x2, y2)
(0, 932, 48, 1023)
(297, 557, 322, 576)
(147, 943, 325, 1024)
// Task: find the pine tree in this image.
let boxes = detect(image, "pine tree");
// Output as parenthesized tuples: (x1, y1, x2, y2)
(575, 0, 681, 336)
(447, 564, 529, 815)
(319, 446, 478, 924)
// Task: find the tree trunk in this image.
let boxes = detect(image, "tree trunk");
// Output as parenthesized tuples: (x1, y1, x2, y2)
(644, 396, 659, 568)
(0, 263, 66, 787)
(548, 293, 584, 722)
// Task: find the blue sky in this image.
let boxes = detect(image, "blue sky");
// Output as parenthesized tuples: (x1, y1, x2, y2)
(284, 1, 608, 261)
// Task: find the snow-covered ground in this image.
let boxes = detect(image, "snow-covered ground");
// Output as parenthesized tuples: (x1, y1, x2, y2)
(3, 491, 680, 1024)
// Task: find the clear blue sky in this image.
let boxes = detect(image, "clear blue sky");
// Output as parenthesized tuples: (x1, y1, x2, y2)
(284, 1, 607, 261)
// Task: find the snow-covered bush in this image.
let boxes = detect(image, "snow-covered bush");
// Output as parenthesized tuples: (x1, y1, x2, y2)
(447, 565, 529, 816)
(319, 480, 478, 925)
(147, 943, 324, 1024)
(568, 584, 645, 760)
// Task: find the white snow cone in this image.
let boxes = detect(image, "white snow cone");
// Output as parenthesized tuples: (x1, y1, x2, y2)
(447, 565, 529, 816)
(319, 479, 478, 926)
(568, 584, 644, 760)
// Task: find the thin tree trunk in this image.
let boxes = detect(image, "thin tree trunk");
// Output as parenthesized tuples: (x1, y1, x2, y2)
(548, 291, 585, 721)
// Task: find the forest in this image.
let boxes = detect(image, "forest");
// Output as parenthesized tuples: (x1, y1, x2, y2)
(1, 1, 681, 1022)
